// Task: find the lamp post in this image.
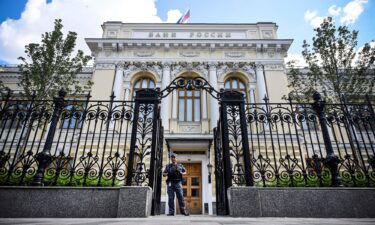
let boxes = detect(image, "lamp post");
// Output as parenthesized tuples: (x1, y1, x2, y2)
(207, 140, 213, 183)
(207, 163, 213, 183)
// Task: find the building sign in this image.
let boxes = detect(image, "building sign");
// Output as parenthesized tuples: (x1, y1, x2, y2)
(133, 31, 247, 39)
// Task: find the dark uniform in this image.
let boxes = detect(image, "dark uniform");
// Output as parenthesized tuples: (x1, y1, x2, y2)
(164, 162, 187, 215)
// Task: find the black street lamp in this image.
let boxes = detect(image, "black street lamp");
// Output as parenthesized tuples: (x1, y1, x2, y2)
(207, 163, 213, 183)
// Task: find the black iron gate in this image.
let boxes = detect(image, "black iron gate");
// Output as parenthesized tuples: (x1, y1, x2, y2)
(125, 89, 164, 215)
(213, 91, 253, 215)
(2, 76, 373, 217)
(213, 90, 375, 215)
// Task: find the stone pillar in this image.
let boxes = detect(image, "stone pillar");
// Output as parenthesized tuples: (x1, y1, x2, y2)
(123, 83, 131, 101)
(249, 84, 256, 103)
(172, 91, 178, 119)
(113, 64, 124, 100)
(202, 91, 208, 119)
(209, 63, 218, 130)
(256, 65, 267, 103)
(161, 62, 171, 131)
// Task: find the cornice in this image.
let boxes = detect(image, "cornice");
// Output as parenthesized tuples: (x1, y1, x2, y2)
(86, 38, 292, 52)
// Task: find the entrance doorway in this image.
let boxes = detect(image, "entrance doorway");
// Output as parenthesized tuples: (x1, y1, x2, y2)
(177, 163, 202, 214)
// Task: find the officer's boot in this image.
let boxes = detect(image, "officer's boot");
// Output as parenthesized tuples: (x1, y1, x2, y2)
(181, 208, 189, 216)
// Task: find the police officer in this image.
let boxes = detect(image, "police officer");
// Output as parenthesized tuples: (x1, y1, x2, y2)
(163, 153, 189, 216)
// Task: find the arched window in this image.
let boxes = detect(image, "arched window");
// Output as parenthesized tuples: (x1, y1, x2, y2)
(224, 77, 248, 100)
(178, 79, 201, 122)
(132, 77, 155, 98)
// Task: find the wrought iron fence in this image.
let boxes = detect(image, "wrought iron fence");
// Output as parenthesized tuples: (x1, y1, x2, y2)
(0, 90, 162, 189)
(216, 91, 375, 189)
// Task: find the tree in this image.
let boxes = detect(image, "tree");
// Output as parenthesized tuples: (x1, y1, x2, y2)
(0, 80, 10, 97)
(10, 19, 93, 174)
(286, 17, 375, 103)
(18, 19, 92, 100)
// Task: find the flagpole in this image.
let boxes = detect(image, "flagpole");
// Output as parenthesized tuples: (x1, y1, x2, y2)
(177, 8, 190, 24)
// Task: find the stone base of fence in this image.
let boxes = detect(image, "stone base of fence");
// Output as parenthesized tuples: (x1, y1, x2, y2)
(228, 187, 375, 218)
(0, 186, 152, 218)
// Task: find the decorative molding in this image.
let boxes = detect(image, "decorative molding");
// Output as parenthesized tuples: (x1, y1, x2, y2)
(262, 30, 274, 39)
(87, 38, 292, 53)
(266, 48, 276, 58)
(162, 61, 171, 71)
(216, 63, 228, 78)
(133, 50, 155, 57)
(150, 63, 162, 76)
(81, 67, 94, 73)
(264, 64, 284, 71)
(195, 63, 208, 78)
(208, 62, 217, 71)
(178, 124, 201, 133)
(217, 62, 256, 82)
(179, 51, 200, 58)
(171, 62, 183, 78)
(170, 62, 208, 78)
(123, 61, 162, 81)
(95, 63, 116, 70)
(225, 51, 245, 58)
(107, 30, 118, 38)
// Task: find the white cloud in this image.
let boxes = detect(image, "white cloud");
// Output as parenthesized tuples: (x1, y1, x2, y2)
(304, 10, 326, 28)
(166, 9, 182, 23)
(0, 0, 179, 63)
(328, 5, 341, 17)
(304, 10, 318, 22)
(340, 0, 368, 25)
(304, 0, 368, 29)
(285, 53, 307, 67)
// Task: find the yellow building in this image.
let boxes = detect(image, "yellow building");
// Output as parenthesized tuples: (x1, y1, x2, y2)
(0, 22, 294, 214)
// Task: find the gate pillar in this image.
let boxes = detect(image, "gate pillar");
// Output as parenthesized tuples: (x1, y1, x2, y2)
(125, 89, 163, 215)
(215, 91, 253, 215)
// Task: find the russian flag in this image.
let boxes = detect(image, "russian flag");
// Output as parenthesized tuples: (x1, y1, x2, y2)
(177, 9, 190, 24)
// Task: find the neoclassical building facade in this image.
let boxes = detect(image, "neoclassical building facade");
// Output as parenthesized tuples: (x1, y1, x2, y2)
(0, 22, 293, 215)
(86, 22, 292, 214)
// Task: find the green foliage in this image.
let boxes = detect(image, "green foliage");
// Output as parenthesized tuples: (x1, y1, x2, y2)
(0, 80, 10, 97)
(285, 17, 375, 103)
(0, 171, 123, 187)
(253, 170, 374, 188)
(17, 19, 93, 100)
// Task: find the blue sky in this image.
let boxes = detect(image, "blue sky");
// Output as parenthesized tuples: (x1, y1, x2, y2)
(0, 0, 374, 65)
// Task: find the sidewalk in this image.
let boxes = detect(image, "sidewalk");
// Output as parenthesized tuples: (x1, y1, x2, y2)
(1, 216, 375, 225)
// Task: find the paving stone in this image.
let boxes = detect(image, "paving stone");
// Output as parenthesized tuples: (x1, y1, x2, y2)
(1, 216, 375, 225)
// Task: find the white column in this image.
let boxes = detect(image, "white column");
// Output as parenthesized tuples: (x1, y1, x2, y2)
(123, 83, 131, 101)
(113, 64, 124, 100)
(206, 150, 213, 215)
(172, 91, 178, 119)
(256, 64, 267, 103)
(109, 64, 124, 130)
(161, 62, 171, 131)
(249, 84, 256, 103)
(207, 183, 213, 215)
(209, 63, 218, 130)
(202, 91, 208, 119)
